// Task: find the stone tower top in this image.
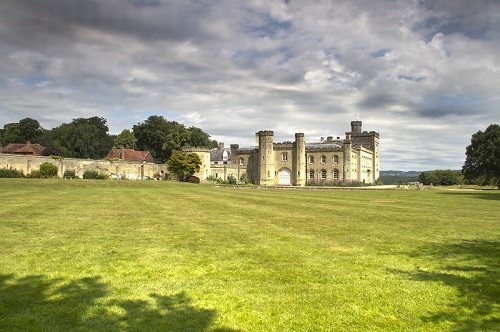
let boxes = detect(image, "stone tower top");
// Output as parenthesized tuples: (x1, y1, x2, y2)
(351, 121, 362, 133)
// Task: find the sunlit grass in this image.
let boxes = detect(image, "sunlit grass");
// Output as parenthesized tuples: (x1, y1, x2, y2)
(0, 179, 499, 331)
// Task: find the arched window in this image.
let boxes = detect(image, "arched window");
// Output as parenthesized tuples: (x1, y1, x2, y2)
(249, 157, 254, 165)
(239, 157, 244, 165)
(320, 155, 327, 163)
(282, 153, 288, 161)
(309, 169, 315, 179)
(333, 155, 339, 163)
(321, 169, 327, 179)
(333, 169, 340, 179)
(309, 155, 315, 164)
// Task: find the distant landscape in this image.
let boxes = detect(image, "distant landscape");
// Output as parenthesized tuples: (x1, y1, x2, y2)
(380, 170, 421, 185)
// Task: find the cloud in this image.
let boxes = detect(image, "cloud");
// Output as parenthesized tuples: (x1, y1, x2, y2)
(1, 0, 499, 170)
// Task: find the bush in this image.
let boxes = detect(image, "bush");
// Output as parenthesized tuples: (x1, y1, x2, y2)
(26, 170, 41, 178)
(63, 169, 76, 179)
(83, 170, 99, 179)
(0, 168, 22, 178)
(227, 175, 237, 185)
(83, 170, 108, 180)
(39, 162, 58, 178)
(95, 173, 109, 180)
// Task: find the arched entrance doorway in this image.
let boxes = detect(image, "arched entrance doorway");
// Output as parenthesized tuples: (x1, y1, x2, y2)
(278, 168, 292, 185)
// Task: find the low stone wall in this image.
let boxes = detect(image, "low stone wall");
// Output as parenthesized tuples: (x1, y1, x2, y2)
(0, 154, 168, 179)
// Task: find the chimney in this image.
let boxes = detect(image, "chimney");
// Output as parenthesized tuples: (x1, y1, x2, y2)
(218, 142, 224, 150)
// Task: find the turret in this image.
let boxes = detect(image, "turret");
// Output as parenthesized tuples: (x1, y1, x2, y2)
(351, 121, 362, 133)
(293, 133, 306, 186)
(257, 130, 275, 186)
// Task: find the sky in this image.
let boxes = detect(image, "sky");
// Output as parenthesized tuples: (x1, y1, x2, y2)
(0, 0, 499, 171)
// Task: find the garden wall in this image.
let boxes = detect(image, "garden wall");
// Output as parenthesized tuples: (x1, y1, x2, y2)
(0, 154, 168, 179)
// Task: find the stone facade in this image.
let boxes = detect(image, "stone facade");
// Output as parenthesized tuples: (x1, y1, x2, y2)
(0, 154, 168, 179)
(192, 121, 380, 186)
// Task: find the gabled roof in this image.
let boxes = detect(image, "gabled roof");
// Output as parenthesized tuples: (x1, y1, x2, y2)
(105, 149, 155, 163)
(1, 142, 45, 155)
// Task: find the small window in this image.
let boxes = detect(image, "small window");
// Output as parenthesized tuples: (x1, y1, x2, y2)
(309, 169, 315, 179)
(321, 169, 327, 179)
(239, 157, 244, 165)
(309, 155, 314, 164)
(333, 155, 339, 163)
(333, 169, 339, 179)
(282, 153, 288, 161)
(320, 155, 327, 163)
(249, 157, 254, 165)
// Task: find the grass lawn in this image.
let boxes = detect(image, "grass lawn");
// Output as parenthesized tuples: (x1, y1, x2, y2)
(0, 179, 499, 331)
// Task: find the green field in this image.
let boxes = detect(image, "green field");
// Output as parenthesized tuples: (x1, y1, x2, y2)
(0, 179, 498, 331)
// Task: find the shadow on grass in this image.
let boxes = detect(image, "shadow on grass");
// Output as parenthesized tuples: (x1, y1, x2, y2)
(437, 190, 500, 201)
(0, 274, 236, 331)
(388, 240, 500, 331)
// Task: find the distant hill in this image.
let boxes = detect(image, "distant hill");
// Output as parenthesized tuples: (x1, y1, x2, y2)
(380, 170, 420, 185)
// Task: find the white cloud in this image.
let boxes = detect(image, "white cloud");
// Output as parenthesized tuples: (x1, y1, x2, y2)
(1, 0, 499, 170)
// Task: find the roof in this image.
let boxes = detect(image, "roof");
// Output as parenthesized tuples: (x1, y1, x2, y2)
(210, 147, 231, 162)
(105, 149, 155, 163)
(1, 142, 45, 155)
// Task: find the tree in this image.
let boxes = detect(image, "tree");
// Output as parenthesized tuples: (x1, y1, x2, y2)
(113, 129, 137, 149)
(133, 116, 171, 163)
(419, 170, 462, 186)
(0, 118, 44, 145)
(166, 151, 201, 181)
(462, 124, 500, 188)
(50, 117, 113, 159)
(133, 116, 216, 163)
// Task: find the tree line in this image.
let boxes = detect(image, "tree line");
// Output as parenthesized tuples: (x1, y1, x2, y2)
(0, 115, 218, 163)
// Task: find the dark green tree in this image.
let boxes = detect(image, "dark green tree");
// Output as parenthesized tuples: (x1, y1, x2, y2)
(50, 117, 113, 159)
(113, 129, 137, 149)
(462, 124, 500, 188)
(133, 116, 171, 163)
(166, 151, 201, 181)
(0, 118, 44, 145)
(133, 116, 216, 163)
(419, 170, 462, 186)
(187, 126, 218, 149)
(0, 123, 21, 146)
(19, 118, 44, 143)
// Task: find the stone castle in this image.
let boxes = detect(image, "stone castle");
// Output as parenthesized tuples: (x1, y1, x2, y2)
(1, 120, 379, 185)
(187, 120, 380, 186)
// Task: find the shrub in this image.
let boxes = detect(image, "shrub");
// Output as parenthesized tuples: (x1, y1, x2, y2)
(95, 173, 109, 180)
(83, 170, 99, 179)
(39, 162, 58, 178)
(0, 168, 22, 178)
(83, 170, 108, 180)
(227, 174, 237, 185)
(63, 169, 76, 179)
(26, 170, 41, 178)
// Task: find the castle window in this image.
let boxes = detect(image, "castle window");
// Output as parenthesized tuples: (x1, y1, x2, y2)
(309, 169, 315, 179)
(239, 157, 244, 165)
(309, 155, 314, 164)
(249, 157, 254, 165)
(321, 169, 327, 179)
(333, 155, 339, 163)
(282, 153, 288, 161)
(320, 155, 326, 164)
(333, 169, 339, 179)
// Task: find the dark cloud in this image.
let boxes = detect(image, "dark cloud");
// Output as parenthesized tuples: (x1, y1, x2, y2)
(0, 0, 499, 170)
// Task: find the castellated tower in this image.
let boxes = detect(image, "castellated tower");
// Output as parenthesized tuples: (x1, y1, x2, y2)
(257, 130, 275, 186)
(293, 133, 306, 186)
(351, 120, 362, 133)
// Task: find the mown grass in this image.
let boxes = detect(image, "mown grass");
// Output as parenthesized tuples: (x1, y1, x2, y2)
(0, 179, 499, 331)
